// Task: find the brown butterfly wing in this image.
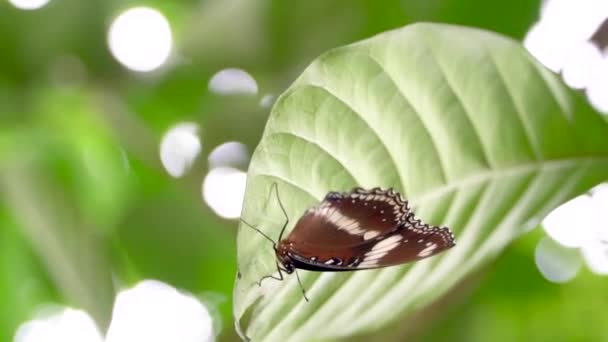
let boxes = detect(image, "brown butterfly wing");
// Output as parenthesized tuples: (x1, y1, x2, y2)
(285, 195, 455, 271)
(354, 220, 455, 269)
(284, 188, 411, 248)
(287, 221, 455, 271)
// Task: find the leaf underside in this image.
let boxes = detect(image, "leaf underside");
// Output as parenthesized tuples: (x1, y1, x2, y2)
(234, 23, 608, 341)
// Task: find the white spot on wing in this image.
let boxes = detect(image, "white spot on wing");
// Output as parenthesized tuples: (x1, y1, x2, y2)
(363, 231, 380, 240)
(359, 235, 403, 267)
(418, 243, 437, 257)
(370, 235, 402, 253)
(315, 205, 366, 235)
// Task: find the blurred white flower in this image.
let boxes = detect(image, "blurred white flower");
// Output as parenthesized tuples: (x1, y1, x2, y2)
(541, 195, 600, 248)
(14, 280, 214, 342)
(581, 239, 608, 275)
(524, 0, 608, 114)
(584, 56, 608, 113)
(535, 236, 582, 283)
(525, 0, 608, 73)
(561, 41, 604, 89)
(539, 183, 608, 278)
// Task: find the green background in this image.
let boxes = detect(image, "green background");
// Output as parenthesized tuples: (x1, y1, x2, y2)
(1, 0, 606, 341)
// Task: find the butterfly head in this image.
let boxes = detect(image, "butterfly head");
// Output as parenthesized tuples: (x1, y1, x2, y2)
(275, 241, 295, 274)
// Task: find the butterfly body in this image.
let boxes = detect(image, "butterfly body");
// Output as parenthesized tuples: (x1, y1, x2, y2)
(272, 187, 455, 274)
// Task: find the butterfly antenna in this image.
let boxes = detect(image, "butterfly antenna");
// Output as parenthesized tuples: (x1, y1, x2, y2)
(239, 218, 276, 247)
(294, 269, 309, 302)
(271, 182, 290, 243)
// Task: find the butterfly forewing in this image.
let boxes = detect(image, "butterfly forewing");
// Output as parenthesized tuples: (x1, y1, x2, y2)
(285, 187, 411, 248)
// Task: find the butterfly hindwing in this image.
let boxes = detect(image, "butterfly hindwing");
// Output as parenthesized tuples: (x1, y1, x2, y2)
(355, 222, 455, 268)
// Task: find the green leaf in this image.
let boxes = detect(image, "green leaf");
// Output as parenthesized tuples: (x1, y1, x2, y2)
(234, 23, 608, 341)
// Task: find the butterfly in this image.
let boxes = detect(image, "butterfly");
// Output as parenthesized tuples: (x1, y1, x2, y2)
(241, 184, 456, 301)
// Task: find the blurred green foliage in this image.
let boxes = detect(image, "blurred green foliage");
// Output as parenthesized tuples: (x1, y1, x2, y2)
(419, 229, 608, 342)
(2, 0, 607, 341)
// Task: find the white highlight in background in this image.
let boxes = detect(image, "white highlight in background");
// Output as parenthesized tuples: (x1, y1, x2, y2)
(582, 239, 608, 275)
(535, 236, 582, 283)
(585, 58, 608, 114)
(524, 22, 569, 73)
(208, 69, 258, 95)
(539, 0, 608, 44)
(561, 41, 604, 89)
(590, 182, 608, 205)
(524, 0, 608, 71)
(14, 308, 103, 342)
(14, 281, 214, 342)
(106, 280, 214, 342)
(581, 183, 608, 274)
(202, 167, 247, 219)
(8, 0, 50, 10)
(259, 94, 275, 108)
(160, 123, 202, 178)
(208, 142, 249, 170)
(108, 7, 173, 72)
(541, 195, 600, 248)
(524, 0, 608, 114)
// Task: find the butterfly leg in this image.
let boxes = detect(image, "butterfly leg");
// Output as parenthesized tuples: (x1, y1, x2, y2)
(271, 182, 290, 243)
(256, 261, 285, 286)
(256, 265, 309, 302)
(294, 269, 309, 302)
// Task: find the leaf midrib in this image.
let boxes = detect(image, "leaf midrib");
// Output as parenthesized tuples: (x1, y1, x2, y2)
(413, 156, 608, 206)
(254, 130, 608, 204)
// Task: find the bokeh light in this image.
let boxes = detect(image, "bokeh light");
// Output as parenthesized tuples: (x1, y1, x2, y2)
(560, 41, 603, 89)
(523, 22, 568, 73)
(524, 0, 608, 113)
(208, 141, 249, 170)
(534, 236, 582, 283)
(208, 69, 258, 95)
(14, 307, 103, 342)
(107, 7, 173, 72)
(160, 122, 202, 178)
(541, 195, 599, 248)
(590, 182, 608, 205)
(581, 183, 608, 274)
(540, 184, 608, 278)
(202, 167, 247, 219)
(585, 62, 608, 113)
(581, 239, 608, 275)
(259, 94, 275, 108)
(8, 0, 50, 10)
(106, 280, 214, 342)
